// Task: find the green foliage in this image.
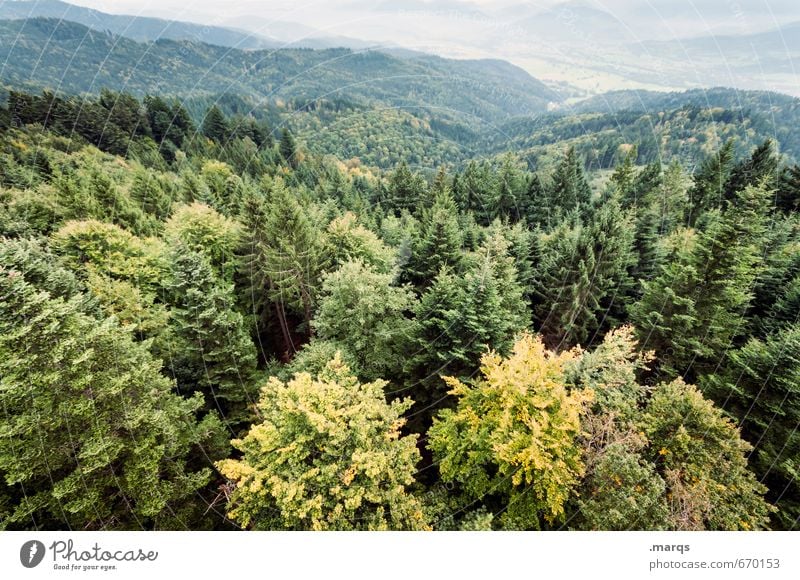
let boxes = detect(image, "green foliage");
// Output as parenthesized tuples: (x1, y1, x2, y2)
(632, 183, 771, 380)
(314, 260, 416, 381)
(0, 268, 214, 529)
(532, 196, 635, 348)
(164, 202, 242, 283)
(641, 379, 774, 530)
(216, 355, 429, 530)
(51, 219, 165, 289)
(404, 186, 464, 287)
(324, 212, 395, 273)
(701, 327, 800, 528)
(162, 244, 258, 424)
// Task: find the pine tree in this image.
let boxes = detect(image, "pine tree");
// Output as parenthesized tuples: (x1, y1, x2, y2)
(407, 238, 529, 427)
(632, 183, 772, 380)
(385, 161, 426, 216)
(521, 173, 552, 228)
(202, 105, 230, 144)
(725, 139, 779, 200)
(777, 164, 800, 212)
(0, 268, 215, 529)
(163, 243, 258, 425)
(609, 146, 638, 205)
(259, 178, 326, 347)
(454, 160, 497, 224)
(495, 153, 526, 221)
(701, 326, 800, 529)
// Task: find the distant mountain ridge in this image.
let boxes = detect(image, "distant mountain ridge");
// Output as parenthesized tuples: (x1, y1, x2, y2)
(0, 17, 560, 122)
(0, 0, 278, 49)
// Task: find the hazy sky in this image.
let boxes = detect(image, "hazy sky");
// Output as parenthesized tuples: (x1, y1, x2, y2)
(55, 1, 796, 44)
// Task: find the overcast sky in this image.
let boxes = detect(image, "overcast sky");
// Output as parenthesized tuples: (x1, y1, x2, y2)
(62, 0, 800, 32)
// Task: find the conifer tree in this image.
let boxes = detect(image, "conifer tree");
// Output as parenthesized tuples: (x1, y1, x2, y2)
(632, 183, 771, 380)
(202, 105, 230, 144)
(725, 139, 779, 201)
(405, 185, 464, 288)
(687, 139, 735, 225)
(163, 244, 258, 425)
(279, 127, 297, 168)
(532, 197, 635, 348)
(549, 146, 592, 218)
(0, 268, 215, 529)
(701, 326, 800, 529)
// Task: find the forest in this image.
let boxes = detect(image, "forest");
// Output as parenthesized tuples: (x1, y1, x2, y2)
(1, 86, 799, 532)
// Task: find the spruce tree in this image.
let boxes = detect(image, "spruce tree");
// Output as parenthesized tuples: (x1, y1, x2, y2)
(405, 186, 464, 288)
(701, 326, 800, 529)
(202, 105, 230, 144)
(686, 139, 735, 225)
(532, 197, 635, 348)
(163, 244, 258, 425)
(0, 268, 215, 529)
(549, 146, 592, 218)
(632, 183, 772, 380)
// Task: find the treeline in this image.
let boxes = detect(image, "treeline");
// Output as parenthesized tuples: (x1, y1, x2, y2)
(1, 87, 799, 531)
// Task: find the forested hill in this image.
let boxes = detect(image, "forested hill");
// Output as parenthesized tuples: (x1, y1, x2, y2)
(0, 17, 558, 121)
(0, 0, 277, 49)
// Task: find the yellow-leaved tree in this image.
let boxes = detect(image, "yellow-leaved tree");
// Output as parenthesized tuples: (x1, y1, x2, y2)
(428, 333, 591, 529)
(216, 354, 430, 530)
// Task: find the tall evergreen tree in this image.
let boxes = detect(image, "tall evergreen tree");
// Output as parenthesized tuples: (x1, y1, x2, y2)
(163, 244, 258, 425)
(0, 268, 216, 529)
(532, 196, 635, 348)
(404, 186, 464, 288)
(701, 326, 800, 529)
(686, 139, 735, 225)
(549, 146, 592, 218)
(202, 105, 230, 144)
(632, 183, 772, 380)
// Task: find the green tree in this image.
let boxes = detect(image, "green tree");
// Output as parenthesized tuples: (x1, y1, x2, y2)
(313, 260, 416, 381)
(549, 146, 592, 218)
(641, 379, 773, 530)
(701, 327, 800, 529)
(279, 127, 297, 168)
(686, 139, 735, 225)
(0, 268, 216, 529)
(216, 355, 428, 530)
(202, 105, 230, 144)
(632, 183, 771, 380)
(533, 197, 635, 348)
(164, 202, 242, 283)
(404, 185, 463, 288)
(162, 244, 258, 425)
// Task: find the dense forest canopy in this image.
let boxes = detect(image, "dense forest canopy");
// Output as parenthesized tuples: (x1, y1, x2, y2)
(1, 80, 799, 531)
